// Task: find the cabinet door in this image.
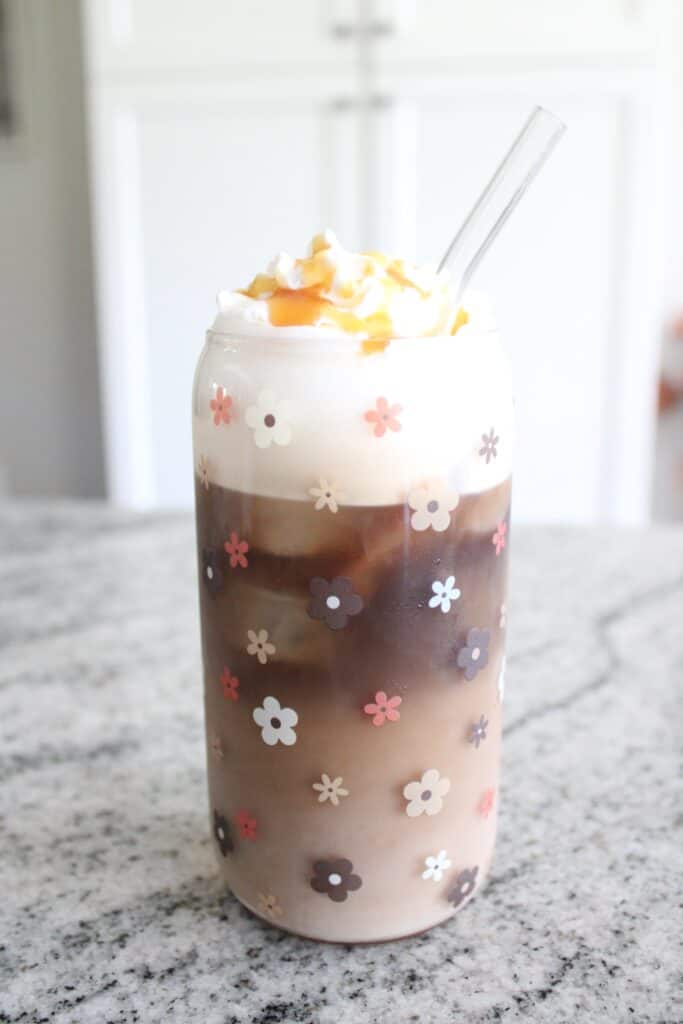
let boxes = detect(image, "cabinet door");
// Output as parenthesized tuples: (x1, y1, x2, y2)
(85, 74, 361, 507)
(366, 76, 660, 524)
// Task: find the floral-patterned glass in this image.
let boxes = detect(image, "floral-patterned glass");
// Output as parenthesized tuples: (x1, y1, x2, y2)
(193, 322, 513, 942)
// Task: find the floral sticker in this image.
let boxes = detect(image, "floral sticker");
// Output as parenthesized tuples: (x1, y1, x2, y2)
(447, 866, 479, 908)
(403, 769, 451, 818)
(246, 628, 276, 665)
(364, 396, 403, 438)
(364, 691, 402, 727)
(479, 428, 499, 463)
(210, 386, 233, 427)
(457, 627, 491, 681)
(312, 774, 349, 806)
(408, 480, 459, 533)
(197, 454, 211, 490)
(210, 733, 224, 759)
(307, 577, 363, 630)
(428, 575, 461, 613)
(245, 390, 293, 448)
(478, 788, 495, 818)
(492, 519, 507, 556)
(468, 715, 488, 748)
(235, 810, 257, 841)
(310, 859, 363, 902)
(224, 531, 249, 569)
(253, 696, 298, 747)
(202, 548, 223, 596)
(257, 891, 283, 919)
(498, 657, 506, 703)
(220, 667, 239, 701)
(422, 850, 452, 882)
(213, 811, 233, 856)
(309, 477, 346, 514)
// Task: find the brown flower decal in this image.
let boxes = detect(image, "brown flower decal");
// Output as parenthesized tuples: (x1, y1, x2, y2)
(213, 811, 233, 857)
(447, 866, 479, 908)
(310, 858, 362, 902)
(307, 577, 363, 630)
(456, 628, 490, 680)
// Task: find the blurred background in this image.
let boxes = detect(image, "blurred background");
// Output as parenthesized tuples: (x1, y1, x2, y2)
(1, 0, 682, 524)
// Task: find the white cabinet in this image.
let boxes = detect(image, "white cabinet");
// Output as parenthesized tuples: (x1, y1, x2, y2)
(83, 0, 667, 523)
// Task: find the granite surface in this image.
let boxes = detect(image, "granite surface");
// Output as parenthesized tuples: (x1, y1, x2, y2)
(0, 503, 681, 1024)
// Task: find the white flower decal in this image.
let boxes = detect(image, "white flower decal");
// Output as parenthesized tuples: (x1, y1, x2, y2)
(408, 480, 459, 533)
(197, 454, 211, 490)
(428, 575, 461, 613)
(312, 773, 349, 806)
(498, 656, 506, 703)
(422, 849, 452, 882)
(252, 696, 298, 746)
(246, 628, 276, 665)
(403, 768, 451, 818)
(245, 389, 293, 449)
(309, 477, 346, 514)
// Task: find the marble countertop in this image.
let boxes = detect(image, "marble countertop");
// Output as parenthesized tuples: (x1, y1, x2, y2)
(1, 503, 681, 1024)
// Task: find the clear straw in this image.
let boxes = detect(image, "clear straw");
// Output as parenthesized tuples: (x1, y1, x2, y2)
(438, 106, 566, 300)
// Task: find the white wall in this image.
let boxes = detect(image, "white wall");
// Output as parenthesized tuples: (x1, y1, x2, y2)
(0, 0, 104, 498)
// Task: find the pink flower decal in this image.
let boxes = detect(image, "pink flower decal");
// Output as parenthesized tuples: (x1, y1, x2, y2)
(220, 667, 239, 701)
(210, 386, 233, 426)
(235, 810, 257, 841)
(363, 690, 402, 727)
(364, 396, 402, 438)
(478, 788, 495, 819)
(492, 520, 507, 556)
(224, 531, 249, 569)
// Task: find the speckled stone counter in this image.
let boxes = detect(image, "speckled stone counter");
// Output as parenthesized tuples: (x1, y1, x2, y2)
(0, 503, 681, 1024)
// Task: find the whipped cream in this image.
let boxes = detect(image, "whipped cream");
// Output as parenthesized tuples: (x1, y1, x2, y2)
(212, 230, 460, 344)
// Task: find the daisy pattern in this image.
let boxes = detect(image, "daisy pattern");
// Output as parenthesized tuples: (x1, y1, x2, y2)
(498, 656, 506, 703)
(210, 386, 233, 426)
(422, 850, 452, 882)
(312, 774, 349, 806)
(363, 691, 402, 727)
(197, 454, 211, 490)
(468, 715, 488, 748)
(403, 769, 451, 818)
(220, 667, 239, 701)
(257, 891, 283, 919)
(428, 575, 461, 613)
(210, 733, 224, 759)
(245, 389, 293, 449)
(246, 628, 276, 665)
(235, 810, 257, 841)
(253, 696, 298, 747)
(492, 519, 507, 556)
(364, 396, 403, 438)
(309, 477, 346, 513)
(408, 480, 459, 533)
(478, 788, 495, 818)
(224, 531, 249, 569)
(479, 428, 499, 463)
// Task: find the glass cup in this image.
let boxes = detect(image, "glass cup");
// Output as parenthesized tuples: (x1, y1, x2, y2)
(192, 316, 512, 942)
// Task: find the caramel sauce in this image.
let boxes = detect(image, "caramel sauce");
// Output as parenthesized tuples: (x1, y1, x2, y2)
(240, 233, 468, 355)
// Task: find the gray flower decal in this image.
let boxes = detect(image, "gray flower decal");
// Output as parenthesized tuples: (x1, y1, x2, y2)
(468, 715, 488, 748)
(448, 866, 479, 908)
(308, 577, 363, 630)
(457, 627, 490, 680)
(310, 858, 362, 902)
(202, 548, 224, 596)
(213, 811, 233, 857)
(479, 428, 499, 463)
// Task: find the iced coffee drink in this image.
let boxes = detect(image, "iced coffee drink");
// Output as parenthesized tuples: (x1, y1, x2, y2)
(193, 231, 512, 942)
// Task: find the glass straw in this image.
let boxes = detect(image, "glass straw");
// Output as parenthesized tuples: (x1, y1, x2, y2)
(438, 106, 566, 300)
